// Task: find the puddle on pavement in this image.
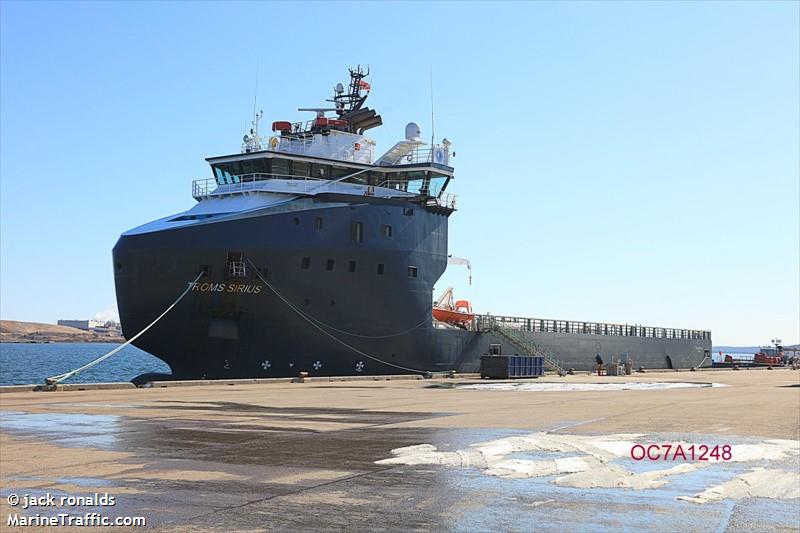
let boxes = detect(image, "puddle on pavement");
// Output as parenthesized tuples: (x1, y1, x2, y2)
(1, 411, 122, 447)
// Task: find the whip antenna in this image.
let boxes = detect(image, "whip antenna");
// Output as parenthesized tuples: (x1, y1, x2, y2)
(430, 65, 435, 146)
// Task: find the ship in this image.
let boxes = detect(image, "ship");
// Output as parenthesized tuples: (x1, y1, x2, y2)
(113, 66, 712, 382)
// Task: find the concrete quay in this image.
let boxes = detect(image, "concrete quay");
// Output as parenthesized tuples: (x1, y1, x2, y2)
(1, 369, 798, 531)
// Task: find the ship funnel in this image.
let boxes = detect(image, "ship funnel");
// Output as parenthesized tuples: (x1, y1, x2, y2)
(405, 122, 422, 142)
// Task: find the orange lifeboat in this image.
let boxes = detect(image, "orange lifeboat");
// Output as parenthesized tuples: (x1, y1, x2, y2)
(433, 288, 474, 327)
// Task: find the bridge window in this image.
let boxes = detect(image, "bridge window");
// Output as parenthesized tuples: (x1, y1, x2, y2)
(405, 171, 426, 194)
(311, 164, 329, 178)
(330, 166, 351, 180)
(429, 173, 449, 196)
(291, 161, 310, 177)
(271, 158, 290, 177)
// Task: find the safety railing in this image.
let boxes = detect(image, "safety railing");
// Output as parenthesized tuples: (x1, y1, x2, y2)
(426, 192, 457, 210)
(191, 173, 457, 209)
(477, 314, 710, 340)
(271, 135, 376, 162)
(391, 147, 452, 166)
(192, 173, 328, 199)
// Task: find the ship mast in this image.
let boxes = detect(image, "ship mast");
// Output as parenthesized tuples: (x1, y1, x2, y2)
(242, 109, 263, 153)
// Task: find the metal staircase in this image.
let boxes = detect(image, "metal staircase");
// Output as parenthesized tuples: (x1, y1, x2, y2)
(375, 140, 423, 166)
(478, 317, 567, 376)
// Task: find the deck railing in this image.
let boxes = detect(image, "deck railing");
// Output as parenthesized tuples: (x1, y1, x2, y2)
(192, 173, 457, 210)
(476, 314, 710, 340)
(192, 173, 328, 199)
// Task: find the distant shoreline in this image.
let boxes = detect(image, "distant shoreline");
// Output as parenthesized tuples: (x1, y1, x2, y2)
(0, 320, 125, 344)
(1, 338, 125, 344)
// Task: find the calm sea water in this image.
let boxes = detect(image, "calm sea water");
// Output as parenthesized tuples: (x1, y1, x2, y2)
(0, 343, 169, 386)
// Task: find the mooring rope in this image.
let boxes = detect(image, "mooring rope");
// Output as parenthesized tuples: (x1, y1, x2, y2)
(44, 271, 205, 385)
(247, 259, 447, 375)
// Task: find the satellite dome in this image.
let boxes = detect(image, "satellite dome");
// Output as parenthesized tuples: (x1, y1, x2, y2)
(405, 122, 422, 142)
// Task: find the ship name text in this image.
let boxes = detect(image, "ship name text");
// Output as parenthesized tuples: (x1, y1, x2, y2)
(189, 282, 262, 294)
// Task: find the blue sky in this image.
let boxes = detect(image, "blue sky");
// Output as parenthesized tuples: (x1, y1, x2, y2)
(1, 1, 797, 345)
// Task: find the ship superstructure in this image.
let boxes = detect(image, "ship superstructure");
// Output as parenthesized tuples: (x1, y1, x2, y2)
(113, 67, 711, 381)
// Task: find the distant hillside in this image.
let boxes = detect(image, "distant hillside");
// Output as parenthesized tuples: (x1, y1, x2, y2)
(0, 320, 124, 343)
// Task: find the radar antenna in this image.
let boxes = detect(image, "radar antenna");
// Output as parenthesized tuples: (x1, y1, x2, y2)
(327, 65, 371, 115)
(242, 109, 263, 153)
(322, 65, 382, 134)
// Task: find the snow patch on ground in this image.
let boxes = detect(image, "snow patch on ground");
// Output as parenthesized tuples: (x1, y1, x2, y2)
(376, 432, 800, 503)
(677, 468, 800, 503)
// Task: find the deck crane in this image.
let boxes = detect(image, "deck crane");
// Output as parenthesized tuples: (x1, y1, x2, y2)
(432, 256, 474, 328)
(447, 255, 472, 285)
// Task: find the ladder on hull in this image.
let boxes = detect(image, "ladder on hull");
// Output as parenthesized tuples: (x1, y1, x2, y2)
(479, 318, 567, 376)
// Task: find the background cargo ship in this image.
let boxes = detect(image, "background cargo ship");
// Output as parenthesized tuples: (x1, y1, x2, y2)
(112, 67, 711, 381)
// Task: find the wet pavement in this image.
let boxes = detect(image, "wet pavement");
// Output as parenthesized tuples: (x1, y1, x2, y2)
(1, 370, 799, 531)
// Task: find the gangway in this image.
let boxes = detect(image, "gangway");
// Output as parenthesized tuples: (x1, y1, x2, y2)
(477, 316, 567, 376)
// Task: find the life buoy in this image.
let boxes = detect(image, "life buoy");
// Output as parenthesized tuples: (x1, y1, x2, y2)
(269, 136, 279, 149)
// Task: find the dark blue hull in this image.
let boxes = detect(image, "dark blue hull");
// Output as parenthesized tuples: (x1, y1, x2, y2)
(114, 195, 465, 378)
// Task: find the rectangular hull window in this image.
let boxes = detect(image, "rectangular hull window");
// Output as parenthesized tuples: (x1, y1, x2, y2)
(408, 266, 418, 278)
(351, 221, 363, 243)
(301, 257, 311, 269)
